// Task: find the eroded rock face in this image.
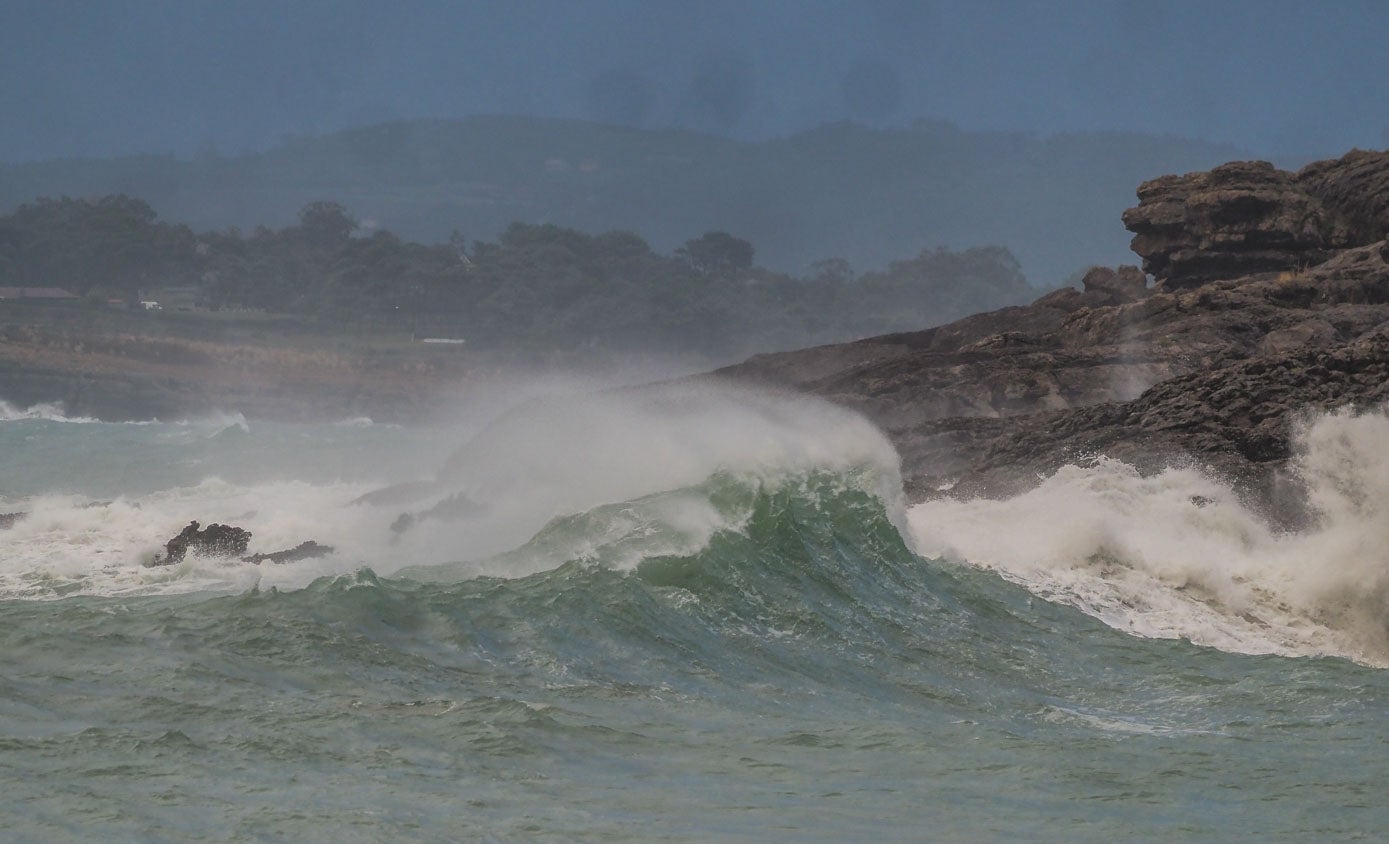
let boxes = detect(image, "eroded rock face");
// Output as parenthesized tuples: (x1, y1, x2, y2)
(1122, 160, 1342, 287)
(1122, 150, 1389, 289)
(1297, 149, 1389, 246)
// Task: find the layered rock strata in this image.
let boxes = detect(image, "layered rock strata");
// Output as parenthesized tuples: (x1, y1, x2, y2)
(1122, 149, 1389, 287)
(718, 150, 1389, 524)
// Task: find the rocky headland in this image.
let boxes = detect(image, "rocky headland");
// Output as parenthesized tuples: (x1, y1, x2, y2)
(6, 149, 1389, 530)
(716, 149, 1389, 524)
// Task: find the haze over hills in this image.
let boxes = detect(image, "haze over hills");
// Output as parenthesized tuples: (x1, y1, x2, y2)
(0, 116, 1246, 285)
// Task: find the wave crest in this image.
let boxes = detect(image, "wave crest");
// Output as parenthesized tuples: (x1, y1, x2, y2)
(0, 400, 98, 424)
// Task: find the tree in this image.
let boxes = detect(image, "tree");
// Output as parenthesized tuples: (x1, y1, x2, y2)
(808, 257, 853, 285)
(0, 194, 196, 300)
(297, 201, 356, 248)
(675, 231, 754, 275)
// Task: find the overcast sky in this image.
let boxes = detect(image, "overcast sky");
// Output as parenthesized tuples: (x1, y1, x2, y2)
(3, 0, 1387, 162)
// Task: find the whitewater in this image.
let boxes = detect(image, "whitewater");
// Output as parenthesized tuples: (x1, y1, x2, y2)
(3, 387, 1389, 841)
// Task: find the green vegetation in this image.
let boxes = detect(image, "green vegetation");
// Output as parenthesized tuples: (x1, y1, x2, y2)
(0, 116, 1245, 287)
(0, 194, 1035, 363)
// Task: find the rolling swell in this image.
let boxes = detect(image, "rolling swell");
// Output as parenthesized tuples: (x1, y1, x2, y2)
(5, 468, 1389, 840)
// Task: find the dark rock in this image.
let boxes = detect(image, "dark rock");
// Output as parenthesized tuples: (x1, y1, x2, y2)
(0, 512, 25, 530)
(1122, 160, 1344, 287)
(349, 480, 442, 508)
(715, 149, 1389, 526)
(242, 541, 333, 565)
(1081, 265, 1149, 304)
(389, 512, 416, 536)
(1122, 150, 1389, 290)
(147, 521, 330, 566)
(389, 492, 484, 537)
(148, 520, 253, 566)
(1295, 149, 1389, 246)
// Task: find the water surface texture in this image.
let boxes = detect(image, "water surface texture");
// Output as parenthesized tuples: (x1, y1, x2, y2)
(3, 393, 1387, 842)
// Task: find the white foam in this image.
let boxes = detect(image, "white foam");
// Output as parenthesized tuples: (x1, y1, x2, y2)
(908, 406, 1389, 665)
(0, 380, 903, 597)
(402, 380, 904, 572)
(0, 478, 410, 599)
(334, 416, 396, 429)
(0, 400, 99, 424)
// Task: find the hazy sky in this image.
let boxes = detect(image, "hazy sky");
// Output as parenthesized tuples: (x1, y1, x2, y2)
(3, 0, 1387, 162)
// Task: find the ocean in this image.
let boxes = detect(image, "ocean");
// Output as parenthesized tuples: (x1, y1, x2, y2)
(3, 385, 1388, 842)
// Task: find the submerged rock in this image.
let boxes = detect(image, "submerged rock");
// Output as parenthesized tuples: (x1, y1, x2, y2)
(242, 541, 333, 565)
(0, 512, 26, 530)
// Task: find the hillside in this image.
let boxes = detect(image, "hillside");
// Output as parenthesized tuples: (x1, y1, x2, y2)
(0, 116, 1244, 285)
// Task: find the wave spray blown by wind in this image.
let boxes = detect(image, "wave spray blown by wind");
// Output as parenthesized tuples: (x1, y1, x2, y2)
(908, 406, 1389, 664)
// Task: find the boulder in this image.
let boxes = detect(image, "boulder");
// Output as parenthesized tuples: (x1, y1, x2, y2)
(1081, 265, 1149, 304)
(146, 520, 334, 566)
(149, 520, 252, 566)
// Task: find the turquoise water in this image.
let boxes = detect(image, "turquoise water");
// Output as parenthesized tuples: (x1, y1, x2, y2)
(3, 398, 1388, 841)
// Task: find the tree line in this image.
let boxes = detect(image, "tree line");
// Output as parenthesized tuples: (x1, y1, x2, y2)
(0, 195, 1037, 361)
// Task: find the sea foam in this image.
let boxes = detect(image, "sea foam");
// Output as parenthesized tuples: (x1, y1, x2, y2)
(0, 381, 903, 598)
(0, 400, 99, 424)
(907, 406, 1389, 665)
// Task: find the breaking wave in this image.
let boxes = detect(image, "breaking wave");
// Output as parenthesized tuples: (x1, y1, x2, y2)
(908, 406, 1389, 665)
(0, 400, 99, 424)
(0, 382, 905, 601)
(10, 378, 1389, 668)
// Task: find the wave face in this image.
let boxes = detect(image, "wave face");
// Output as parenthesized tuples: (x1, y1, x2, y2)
(4, 391, 1389, 840)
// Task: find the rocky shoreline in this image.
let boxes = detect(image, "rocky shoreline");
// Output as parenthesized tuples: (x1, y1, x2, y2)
(716, 149, 1389, 524)
(6, 149, 1389, 528)
(0, 313, 476, 423)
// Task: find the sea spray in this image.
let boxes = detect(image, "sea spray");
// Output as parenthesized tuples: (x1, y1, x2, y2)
(907, 405, 1389, 664)
(0, 380, 904, 596)
(0, 400, 99, 424)
(390, 380, 905, 575)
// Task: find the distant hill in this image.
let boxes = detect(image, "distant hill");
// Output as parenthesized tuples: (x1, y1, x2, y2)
(0, 116, 1245, 285)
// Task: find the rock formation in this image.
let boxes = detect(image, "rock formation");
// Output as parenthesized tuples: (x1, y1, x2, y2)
(242, 541, 334, 565)
(151, 521, 253, 565)
(147, 521, 332, 566)
(1122, 149, 1389, 288)
(716, 149, 1389, 524)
